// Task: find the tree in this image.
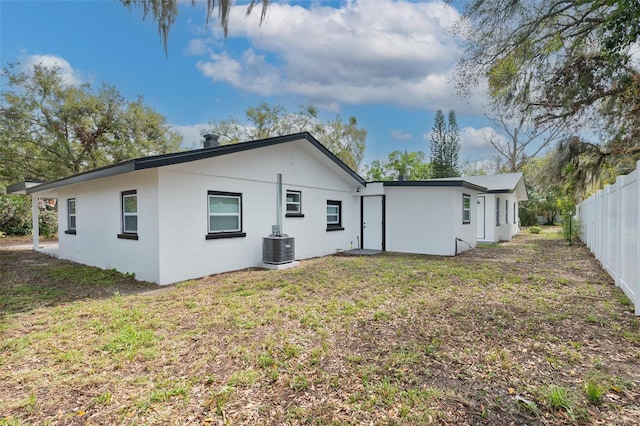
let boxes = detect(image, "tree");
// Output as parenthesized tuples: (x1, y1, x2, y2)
(457, 0, 640, 189)
(0, 63, 182, 185)
(519, 148, 589, 226)
(364, 150, 432, 181)
(430, 109, 460, 178)
(364, 160, 387, 181)
(545, 136, 624, 199)
(459, 160, 497, 177)
(121, 0, 270, 54)
(314, 115, 367, 172)
(482, 103, 563, 172)
(207, 102, 366, 171)
(458, 0, 640, 125)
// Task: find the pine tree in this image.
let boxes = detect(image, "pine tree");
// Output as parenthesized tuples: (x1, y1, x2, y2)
(430, 110, 447, 178)
(446, 110, 461, 177)
(430, 109, 460, 178)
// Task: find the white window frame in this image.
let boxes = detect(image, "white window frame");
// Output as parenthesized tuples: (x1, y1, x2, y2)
(68, 198, 76, 230)
(122, 191, 138, 234)
(67, 198, 76, 233)
(326, 200, 343, 230)
(286, 190, 302, 215)
(505, 199, 509, 224)
(208, 191, 242, 234)
(462, 194, 471, 224)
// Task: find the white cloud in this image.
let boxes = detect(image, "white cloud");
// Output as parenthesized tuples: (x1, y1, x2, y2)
(196, 51, 243, 86)
(192, 0, 486, 113)
(390, 129, 412, 141)
(459, 126, 502, 160)
(185, 38, 213, 56)
(22, 54, 86, 86)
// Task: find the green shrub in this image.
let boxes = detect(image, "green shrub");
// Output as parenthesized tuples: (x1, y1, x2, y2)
(39, 207, 58, 238)
(0, 194, 58, 237)
(529, 226, 541, 234)
(0, 194, 32, 235)
(519, 205, 538, 226)
(562, 216, 580, 242)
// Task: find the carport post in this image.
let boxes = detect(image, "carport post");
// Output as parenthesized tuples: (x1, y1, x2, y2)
(32, 195, 39, 251)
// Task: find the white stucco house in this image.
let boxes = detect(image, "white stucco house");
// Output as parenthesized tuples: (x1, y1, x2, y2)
(464, 173, 529, 243)
(7, 132, 527, 285)
(357, 180, 485, 256)
(9, 133, 367, 284)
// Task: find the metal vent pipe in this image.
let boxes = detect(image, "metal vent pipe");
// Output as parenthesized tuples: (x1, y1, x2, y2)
(276, 173, 283, 236)
(203, 134, 219, 148)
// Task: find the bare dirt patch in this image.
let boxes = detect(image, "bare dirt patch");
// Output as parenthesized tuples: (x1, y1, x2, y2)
(1, 228, 638, 425)
(0, 234, 57, 247)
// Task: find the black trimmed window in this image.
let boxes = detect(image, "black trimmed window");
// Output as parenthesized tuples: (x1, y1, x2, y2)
(513, 202, 517, 224)
(65, 198, 76, 235)
(118, 190, 138, 240)
(505, 199, 509, 224)
(462, 194, 471, 224)
(496, 197, 500, 226)
(326, 200, 343, 231)
(286, 190, 304, 217)
(206, 191, 246, 239)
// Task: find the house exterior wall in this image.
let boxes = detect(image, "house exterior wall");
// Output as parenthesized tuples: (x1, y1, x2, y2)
(383, 186, 476, 256)
(456, 190, 478, 254)
(480, 194, 498, 243)
(479, 193, 520, 243)
(23, 139, 537, 284)
(43, 169, 161, 283)
(155, 142, 360, 284)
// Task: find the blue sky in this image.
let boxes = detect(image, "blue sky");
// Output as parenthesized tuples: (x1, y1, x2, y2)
(1, 0, 503, 171)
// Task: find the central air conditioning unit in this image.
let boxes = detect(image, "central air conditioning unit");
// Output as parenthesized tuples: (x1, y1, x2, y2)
(262, 234, 295, 264)
(261, 173, 296, 266)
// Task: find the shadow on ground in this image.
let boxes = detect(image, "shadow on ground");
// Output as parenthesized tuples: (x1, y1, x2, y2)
(0, 247, 158, 319)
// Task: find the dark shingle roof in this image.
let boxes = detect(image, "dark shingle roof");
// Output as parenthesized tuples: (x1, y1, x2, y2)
(15, 132, 366, 194)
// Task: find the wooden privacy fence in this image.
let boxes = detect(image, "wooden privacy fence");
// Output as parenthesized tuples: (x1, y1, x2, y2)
(577, 160, 640, 315)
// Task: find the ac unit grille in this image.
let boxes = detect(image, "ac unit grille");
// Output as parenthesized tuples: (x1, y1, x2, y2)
(262, 236, 295, 264)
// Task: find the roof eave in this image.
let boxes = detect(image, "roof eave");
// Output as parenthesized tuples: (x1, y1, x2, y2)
(383, 180, 487, 192)
(6, 180, 45, 195)
(21, 132, 366, 193)
(25, 162, 136, 194)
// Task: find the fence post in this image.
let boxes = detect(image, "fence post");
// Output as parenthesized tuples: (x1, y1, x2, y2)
(586, 198, 592, 249)
(636, 160, 640, 315)
(604, 185, 612, 273)
(591, 196, 596, 251)
(615, 175, 625, 288)
(596, 190, 605, 263)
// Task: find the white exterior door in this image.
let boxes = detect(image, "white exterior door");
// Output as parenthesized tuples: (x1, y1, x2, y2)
(362, 196, 384, 250)
(476, 195, 486, 240)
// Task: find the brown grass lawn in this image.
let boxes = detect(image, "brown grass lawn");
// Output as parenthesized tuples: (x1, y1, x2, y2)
(1, 228, 639, 425)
